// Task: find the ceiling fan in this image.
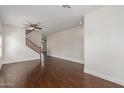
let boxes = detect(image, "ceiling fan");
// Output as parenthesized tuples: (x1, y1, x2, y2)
(23, 21, 42, 31)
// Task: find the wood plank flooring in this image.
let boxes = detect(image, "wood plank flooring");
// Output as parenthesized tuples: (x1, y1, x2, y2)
(0, 56, 123, 88)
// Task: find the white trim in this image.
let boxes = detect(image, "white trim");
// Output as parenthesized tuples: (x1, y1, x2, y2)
(48, 54, 84, 64)
(84, 69, 124, 86)
(3, 57, 40, 64)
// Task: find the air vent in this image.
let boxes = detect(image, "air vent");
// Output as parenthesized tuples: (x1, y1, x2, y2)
(62, 5, 71, 9)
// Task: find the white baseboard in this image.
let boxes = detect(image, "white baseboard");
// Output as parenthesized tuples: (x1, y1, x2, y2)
(3, 57, 40, 64)
(48, 54, 83, 64)
(84, 69, 124, 86)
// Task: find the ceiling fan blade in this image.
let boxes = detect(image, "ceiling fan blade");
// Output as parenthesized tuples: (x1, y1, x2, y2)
(23, 25, 34, 28)
(33, 24, 38, 27)
(35, 26, 42, 29)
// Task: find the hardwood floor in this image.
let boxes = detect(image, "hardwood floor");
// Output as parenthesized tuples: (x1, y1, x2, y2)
(0, 56, 123, 88)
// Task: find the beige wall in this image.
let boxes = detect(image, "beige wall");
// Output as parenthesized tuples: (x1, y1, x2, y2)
(84, 6, 124, 86)
(26, 30, 42, 47)
(47, 26, 84, 64)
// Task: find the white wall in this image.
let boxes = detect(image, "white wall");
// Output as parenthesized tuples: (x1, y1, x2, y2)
(84, 6, 124, 86)
(2, 25, 40, 64)
(0, 20, 2, 69)
(26, 30, 41, 47)
(47, 26, 84, 64)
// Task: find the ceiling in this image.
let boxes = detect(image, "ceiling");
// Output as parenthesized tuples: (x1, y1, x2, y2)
(0, 5, 103, 34)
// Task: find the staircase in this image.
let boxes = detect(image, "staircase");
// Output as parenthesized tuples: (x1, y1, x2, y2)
(25, 29, 47, 66)
(25, 29, 41, 54)
(26, 38, 41, 54)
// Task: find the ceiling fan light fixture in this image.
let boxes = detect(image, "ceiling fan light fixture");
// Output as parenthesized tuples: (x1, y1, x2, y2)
(26, 27, 34, 31)
(30, 27, 34, 30)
